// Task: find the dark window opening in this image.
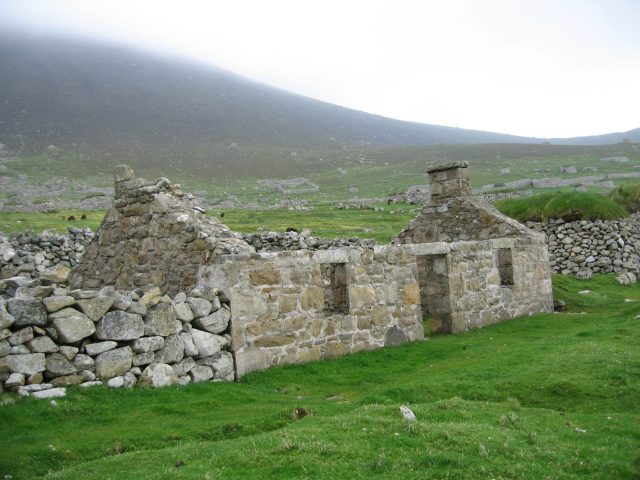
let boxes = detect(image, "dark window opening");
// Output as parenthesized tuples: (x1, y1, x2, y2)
(321, 263, 349, 314)
(496, 248, 514, 286)
(416, 254, 451, 333)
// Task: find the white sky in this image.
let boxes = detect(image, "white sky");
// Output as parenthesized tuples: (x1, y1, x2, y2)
(1, 0, 639, 138)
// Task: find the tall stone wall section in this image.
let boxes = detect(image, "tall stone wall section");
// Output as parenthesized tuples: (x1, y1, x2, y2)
(0, 276, 234, 395)
(69, 165, 252, 295)
(198, 246, 425, 377)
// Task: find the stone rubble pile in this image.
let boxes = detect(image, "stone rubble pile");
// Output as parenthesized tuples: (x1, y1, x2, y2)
(0, 227, 93, 279)
(0, 275, 235, 397)
(527, 213, 640, 275)
(334, 201, 384, 211)
(242, 230, 376, 252)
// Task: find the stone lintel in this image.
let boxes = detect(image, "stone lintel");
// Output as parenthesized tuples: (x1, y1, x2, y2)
(426, 161, 469, 174)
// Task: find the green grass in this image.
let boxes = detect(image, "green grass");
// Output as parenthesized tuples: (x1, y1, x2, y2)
(0, 210, 104, 234)
(609, 183, 640, 213)
(495, 191, 630, 222)
(0, 275, 638, 479)
(0, 205, 417, 243)
(217, 204, 416, 243)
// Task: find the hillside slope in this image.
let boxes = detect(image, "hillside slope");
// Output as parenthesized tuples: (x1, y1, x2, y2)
(0, 32, 556, 153)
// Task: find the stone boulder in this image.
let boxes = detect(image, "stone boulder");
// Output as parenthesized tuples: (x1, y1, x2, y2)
(1, 353, 46, 374)
(154, 333, 184, 364)
(52, 313, 96, 343)
(192, 307, 230, 334)
(45, 353, 77, 378)
(144, 303, 181, 337)
(76, 296, 115, 321)
(138, 363, 178, 388)
(7, 298, 47, 327)
(96, 311, 144, 341)
(95, 347, 133, 379)
(190, 329, 228, 358)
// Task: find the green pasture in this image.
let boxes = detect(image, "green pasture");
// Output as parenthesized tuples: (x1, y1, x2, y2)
(0, 275, 638, 479)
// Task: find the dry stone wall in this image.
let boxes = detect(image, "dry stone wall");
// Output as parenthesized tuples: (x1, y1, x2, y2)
(1, 228, 92, 279)
(69, 165, 253, 295)
(527, 214, 640, 275)
(0, 275, 234, 396)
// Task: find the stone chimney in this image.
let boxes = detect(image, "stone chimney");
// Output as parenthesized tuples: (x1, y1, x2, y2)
(426, 161, 471, 204)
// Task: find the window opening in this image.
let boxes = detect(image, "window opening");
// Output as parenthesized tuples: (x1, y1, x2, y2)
(321, 263, 349, 314)
(496, 248, 514, 286)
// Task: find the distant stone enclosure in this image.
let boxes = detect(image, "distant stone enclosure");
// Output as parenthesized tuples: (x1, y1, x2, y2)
(1, 161, 554, 390)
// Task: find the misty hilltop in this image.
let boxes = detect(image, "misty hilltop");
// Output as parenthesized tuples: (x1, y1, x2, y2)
(1, 32, 637, 153)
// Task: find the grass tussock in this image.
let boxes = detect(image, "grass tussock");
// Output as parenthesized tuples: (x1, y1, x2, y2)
(0, 275, 638, 479)
(609, 183, 640, 213)
(495, 191, 630, 222)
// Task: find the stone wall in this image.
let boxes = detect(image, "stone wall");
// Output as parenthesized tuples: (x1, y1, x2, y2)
(69, 165, 252, 295)
(527, 215, 640, 275)
(0, 275, 234, 395)
(1, 228, 92, 279)
(404, 239, 553, 333)
(198, 245, 425, 377)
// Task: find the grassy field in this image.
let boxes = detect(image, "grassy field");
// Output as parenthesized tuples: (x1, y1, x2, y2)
(0, 274, 638, 479)
(3, 143, 640, 209)
(0, 205, 418, 243)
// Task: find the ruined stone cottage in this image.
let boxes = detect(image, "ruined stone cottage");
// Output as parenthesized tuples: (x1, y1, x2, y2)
(69, 161, 553, 378)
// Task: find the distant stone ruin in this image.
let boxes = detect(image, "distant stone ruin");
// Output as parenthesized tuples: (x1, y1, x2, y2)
(256, 177, 319, 194)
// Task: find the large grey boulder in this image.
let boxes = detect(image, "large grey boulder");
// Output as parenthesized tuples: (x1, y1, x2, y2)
(7, 298, 47, 327)
(172, 356, 196, 376)
(0, 305, 15, 329)
(198, 351, 234, 380)
(187, 297, 212, 318)
(138, 363, 178, 388)
(76, 296, 115, 321)
(2, 353, 46, 374)
(99, 286, 133, 311)
(8, 327, 33, 346)
(131, 336, 164, 353)
(45, 353, 77, 378)
(27, 336, 59, 353)
(189, 365, 213, 383)
(190, 329, 228, 358)
(144, 303, 181, 337)
(180, 332, 198, 357)
(95, 347, 133, 379)
(192, 307, 230, 334)
(43, 296, 76, 313)
(173, 303, 194, 322)
(39, 264, 71, 284)
(0, 340, 10, 358)
(31, 387, 66, 399)
(53, 313, 96, 343)
(132, 351, 156, 367)
(84, 341, 117, 356)
(73, 354, 95, 370)
(154, 334, 184, 364)
(96, 311, 144, 341)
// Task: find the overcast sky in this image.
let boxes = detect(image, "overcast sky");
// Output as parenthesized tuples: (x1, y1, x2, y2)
(2, 0, 639, 138)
